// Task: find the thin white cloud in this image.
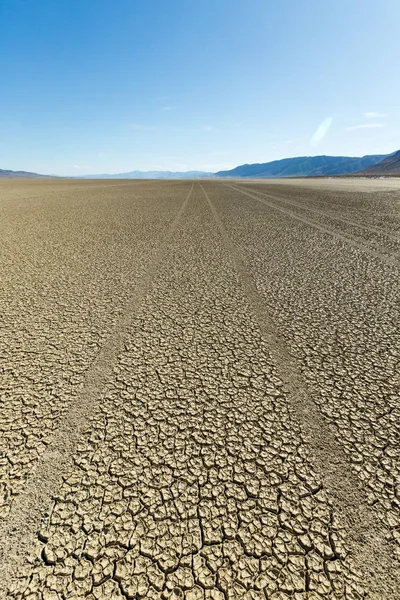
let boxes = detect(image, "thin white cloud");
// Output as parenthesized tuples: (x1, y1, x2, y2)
(346, 123, 387, 131)
(161, 106, 171, 111)
(309, 117, 333, 146)
(363, 111, 388, 119)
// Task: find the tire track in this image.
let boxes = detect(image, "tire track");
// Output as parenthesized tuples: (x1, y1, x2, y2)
(223, 182, 399, 267)
(199, 182, 400, 599)
(0, 183, 194, 595)
(235, 182, 400, 243)
(3, 183, 369, 599)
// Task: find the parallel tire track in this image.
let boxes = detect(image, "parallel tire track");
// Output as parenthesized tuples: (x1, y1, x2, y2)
(199, 182, 400, 599)
(223, 182, 399, 267)
(0, 183, 194, 595)
(235, 182, 400, 243)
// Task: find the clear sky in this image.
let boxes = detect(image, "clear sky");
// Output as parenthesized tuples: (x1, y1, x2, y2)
(1, 0, 399, 175)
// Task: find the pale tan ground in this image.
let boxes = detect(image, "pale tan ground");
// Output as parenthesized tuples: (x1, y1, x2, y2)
(0, 178, 399, 599)
(234, 177, 400, 192)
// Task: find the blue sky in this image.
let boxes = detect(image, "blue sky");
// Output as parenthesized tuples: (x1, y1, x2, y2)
(1, 0, 399, 175)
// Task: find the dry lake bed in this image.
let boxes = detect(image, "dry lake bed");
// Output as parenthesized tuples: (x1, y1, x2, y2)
(0, 177, 399, 599)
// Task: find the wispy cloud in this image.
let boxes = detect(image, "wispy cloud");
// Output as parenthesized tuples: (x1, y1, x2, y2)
(363, 111, 388, 119)
(346, 123, 387, 131)
(161, 106, 171, 111)
(310, 117, 333, 147)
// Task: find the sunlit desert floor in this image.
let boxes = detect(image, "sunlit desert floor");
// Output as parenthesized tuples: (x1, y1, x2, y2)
(0, 178, 399, 599)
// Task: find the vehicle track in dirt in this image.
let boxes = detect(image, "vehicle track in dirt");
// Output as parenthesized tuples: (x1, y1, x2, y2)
(0, 184, 194, 593)
(0, 178, 398, 599)
(230, 182, 400, 244)
(223, 183, 399, 267)
(200, 183, 400, 598)
(0, 181, 192, 519)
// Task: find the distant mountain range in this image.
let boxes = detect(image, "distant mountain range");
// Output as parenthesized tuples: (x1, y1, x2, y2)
(0, 168, 49, 178)
(78, 154, 393, 179)
(79, 170, 213, 179)
(2, 152, 399, 179)
(215, 154, 390, 178)
(357, 150, 400, 175)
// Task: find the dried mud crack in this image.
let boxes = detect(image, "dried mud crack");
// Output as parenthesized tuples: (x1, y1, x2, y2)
(0, 178, 399, 599)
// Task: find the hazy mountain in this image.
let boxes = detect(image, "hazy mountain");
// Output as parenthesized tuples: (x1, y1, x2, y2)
(215, 154, 389, 178)
(357, 150, 400, 175)
(0, 168, 50, 178)
(80, 170, 213, 179)
(4, 153, 397, 180)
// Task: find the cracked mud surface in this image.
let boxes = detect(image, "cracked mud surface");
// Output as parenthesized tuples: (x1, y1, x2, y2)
(0, 178, 399, 599)
(215, 181, 400, 552)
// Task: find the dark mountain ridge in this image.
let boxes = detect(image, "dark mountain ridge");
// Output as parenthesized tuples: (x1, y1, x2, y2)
(357, 150, 400, 175)
(2, 152, 398, 179)
(215, 154, 389, 178)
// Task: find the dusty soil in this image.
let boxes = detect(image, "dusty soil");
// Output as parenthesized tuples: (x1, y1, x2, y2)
(0, 178, 399, 599)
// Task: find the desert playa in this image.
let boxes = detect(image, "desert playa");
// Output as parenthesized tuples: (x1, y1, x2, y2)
(0, 178, 399, 599)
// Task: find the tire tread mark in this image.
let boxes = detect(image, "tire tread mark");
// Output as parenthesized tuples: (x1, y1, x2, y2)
(0, 183, 194, 595)
(199, 181, 400, 599)
(234, 182, 400, 243)
(223, 182, 399, 267)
